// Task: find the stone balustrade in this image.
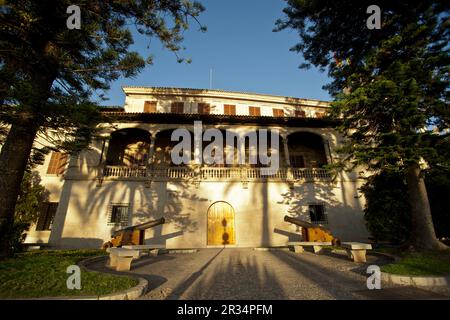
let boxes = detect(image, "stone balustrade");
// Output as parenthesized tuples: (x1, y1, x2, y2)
(101, 165, 331, 182)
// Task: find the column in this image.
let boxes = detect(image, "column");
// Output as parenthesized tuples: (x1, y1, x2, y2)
(98, 136, 110, 166)
(282, 134, 294, 185)
(323, 138, 332, 164)
(96, 136, 110, 187)
(282, 135, 291, 166)
(147, 130, 158, 166)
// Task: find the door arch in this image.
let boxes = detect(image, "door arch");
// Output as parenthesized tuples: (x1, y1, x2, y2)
(207, 201, 236, 245)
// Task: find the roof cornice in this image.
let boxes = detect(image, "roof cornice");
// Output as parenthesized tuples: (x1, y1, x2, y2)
(101, 111, 338, 127)
(122, 86, 330, 108)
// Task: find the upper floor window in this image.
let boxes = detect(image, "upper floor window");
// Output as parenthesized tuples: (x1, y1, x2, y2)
(224, 104, 236, 115)
(315, 111, 326, 118)
(249, 106, 261, 116)
(144, 101, 157, 113)
(198, 103, 210, 114)
(295, 110, 306, 117)
(47, 152, 68, 175)
(273, 108, 284, 117)
(36, 202, 58, 231)
(171, 102, 184, 114)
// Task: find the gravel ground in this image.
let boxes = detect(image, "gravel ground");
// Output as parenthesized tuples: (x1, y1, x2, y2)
(87, 248, 450, 300)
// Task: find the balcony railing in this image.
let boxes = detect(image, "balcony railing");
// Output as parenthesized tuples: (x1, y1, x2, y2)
(103, 165, 147, 178)
(101, 165, 331, 182)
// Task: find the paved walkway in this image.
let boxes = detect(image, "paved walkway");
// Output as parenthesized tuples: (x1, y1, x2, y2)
(88, 248, 450, 300)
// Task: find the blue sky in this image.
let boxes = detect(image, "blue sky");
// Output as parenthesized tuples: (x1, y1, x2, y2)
(99, 0, 332, 106)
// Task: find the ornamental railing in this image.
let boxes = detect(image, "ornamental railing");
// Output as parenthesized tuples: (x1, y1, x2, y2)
(103, 165, 147, 178)
(101, 165, 331, 182)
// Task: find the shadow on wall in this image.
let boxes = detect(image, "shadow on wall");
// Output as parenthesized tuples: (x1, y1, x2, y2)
(144, 230, 184, 245)
(49, 145, 201, 248)
(273, 228, 302, 242)
(278, 177, 367, 241)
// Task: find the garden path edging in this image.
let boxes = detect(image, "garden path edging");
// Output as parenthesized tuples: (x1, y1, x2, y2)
(75, 255, 148, 300)
(381, 272, 450, 289)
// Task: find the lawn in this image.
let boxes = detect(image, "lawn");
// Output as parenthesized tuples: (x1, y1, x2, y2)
(0, 249, 138, 299)
(380, 250, 450, 276)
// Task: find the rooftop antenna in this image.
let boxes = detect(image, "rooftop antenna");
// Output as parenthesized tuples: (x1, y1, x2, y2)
(209, 68, 213, 89)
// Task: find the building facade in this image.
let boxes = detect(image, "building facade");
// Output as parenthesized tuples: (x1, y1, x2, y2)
(24, 87, 369, 249)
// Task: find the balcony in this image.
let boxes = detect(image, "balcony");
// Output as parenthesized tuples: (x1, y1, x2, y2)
(98, 128, 333, 184)
(101, 165, 331, 183)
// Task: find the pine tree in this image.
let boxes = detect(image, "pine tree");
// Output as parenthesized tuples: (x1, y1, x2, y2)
(0, 0, 205, 257)
(276, 0, 449, 250)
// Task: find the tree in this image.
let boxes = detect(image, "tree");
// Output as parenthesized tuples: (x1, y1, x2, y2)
(361, 168, 450, 244)
(0, 0, 205, 257)
(361, 171, 411, 244)
(276, 0, 449, 250)
(10, 170, 49, 253)
(15, 171, 48, 226)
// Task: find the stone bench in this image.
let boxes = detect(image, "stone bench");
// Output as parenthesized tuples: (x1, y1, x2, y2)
(341, 242, 372, 263)
(106, 248, 140, 271)
(287, 241, 332, 254)
(122, 244, 166, 256)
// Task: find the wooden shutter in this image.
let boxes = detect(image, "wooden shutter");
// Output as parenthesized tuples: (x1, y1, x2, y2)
(273, 108, 284, 117)
(224, 104, 236, 115)
(144, 101, 157, 113)
(295, 110, 306, 117)
(315, 111, 326, 118)
(171, 102, 184, 113)
(47, 152, 68, 175)
(198, 103, 210, 114)
(249, 106, 261, 116)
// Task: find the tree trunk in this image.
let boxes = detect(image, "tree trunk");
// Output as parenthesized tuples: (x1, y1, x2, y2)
(0, 117, 40, 258)
(406, 162, 447, 251)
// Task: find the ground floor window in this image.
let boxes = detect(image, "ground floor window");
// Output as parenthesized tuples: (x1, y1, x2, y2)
(108, 204, 130, 225)
(36, 202, 58, 231)
(309, 204, 327, 224)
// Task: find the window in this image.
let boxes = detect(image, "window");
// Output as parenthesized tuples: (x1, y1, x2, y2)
(36, 202, 58, 231)
(47, 152, 68, 175)
(224, 104, 236, 115)
(171, 102, 184, 114)
(273, 108, 284, 117)
(290, 155, 305, 168)
(198, 103, 210, 114)
(309, 204, 327, 224)
(249, 106, 261, 116)
(109, 204, 129, 225)
(144, 101, 157, 113)
(295, 110, 306, 117)
(315, 111, 326, 118)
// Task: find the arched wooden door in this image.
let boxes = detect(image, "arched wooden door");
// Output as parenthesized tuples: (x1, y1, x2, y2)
(207, 201, 235, 245)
